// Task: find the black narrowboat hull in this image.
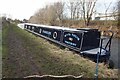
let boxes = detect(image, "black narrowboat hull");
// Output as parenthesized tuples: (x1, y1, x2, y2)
(18, 23, 112, 62)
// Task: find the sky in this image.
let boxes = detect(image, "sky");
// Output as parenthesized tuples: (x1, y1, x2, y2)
(0, 0, 117, 20)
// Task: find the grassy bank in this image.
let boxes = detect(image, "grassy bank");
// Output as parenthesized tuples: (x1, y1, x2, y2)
(2, 23, 8, 56)
(2, 23, 118, 78)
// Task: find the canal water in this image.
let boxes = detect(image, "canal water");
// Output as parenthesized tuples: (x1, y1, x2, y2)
(105, 38, 119, 69)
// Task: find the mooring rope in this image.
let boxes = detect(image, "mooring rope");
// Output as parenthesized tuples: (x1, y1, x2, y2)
(24, 74, 83, 78)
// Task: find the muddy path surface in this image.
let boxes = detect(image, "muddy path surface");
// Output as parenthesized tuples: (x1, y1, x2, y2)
(2, 25, 41, 78)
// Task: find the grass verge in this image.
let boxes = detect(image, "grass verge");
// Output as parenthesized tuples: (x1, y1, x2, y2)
(2, 23, 118, 78)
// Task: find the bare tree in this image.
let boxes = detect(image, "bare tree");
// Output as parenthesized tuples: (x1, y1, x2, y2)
(67, 0, 81, 20)
(117, 1, 120, 27)
(54, 2, 65, 20)
(29, 0, 98, 27)
(53, 2, 65, 25)
(111, 2, 118, 20)
(104, 1, 112, 21)
(29, 2, 65, 26)
(80, 0, 97, 26)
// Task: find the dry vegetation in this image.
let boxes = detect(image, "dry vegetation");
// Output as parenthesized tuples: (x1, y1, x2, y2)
(28, 0, 119, 38)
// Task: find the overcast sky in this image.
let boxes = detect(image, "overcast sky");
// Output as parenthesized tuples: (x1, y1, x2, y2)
(0, 0, 117, 20)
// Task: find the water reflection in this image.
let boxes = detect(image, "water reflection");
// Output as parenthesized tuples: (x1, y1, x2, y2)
(104, 38, 119, 69)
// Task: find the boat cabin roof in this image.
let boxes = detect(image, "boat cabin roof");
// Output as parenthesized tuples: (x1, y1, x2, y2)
(24, 23, 98, 32)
